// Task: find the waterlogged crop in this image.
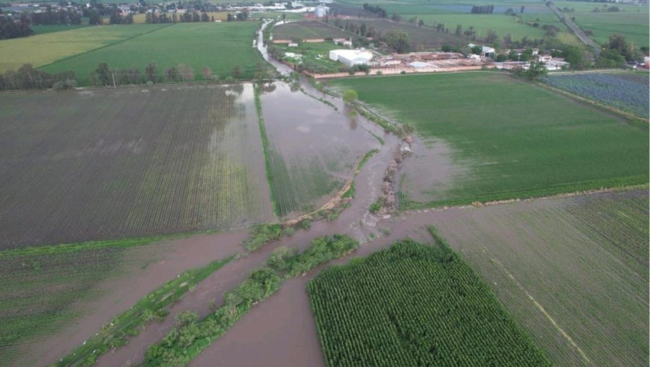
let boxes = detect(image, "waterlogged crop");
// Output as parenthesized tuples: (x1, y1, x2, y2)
(542, 73, 649, 118)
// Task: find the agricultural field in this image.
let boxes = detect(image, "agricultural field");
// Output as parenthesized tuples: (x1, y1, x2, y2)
(330, 72, 649, 207)
(31, 24, 90, 35)
(41, 22, 261, 84)
(0, 84, 274, 248)
(256, 82, 377, 217)
(273, 21, 352, 40)
(573, 11, 649, 47)
(432, 189, 649, 366)
(308, 238, 550, 366)
(416, 13, 547, 40)
(542, 72, 650, 118)
(0, 241, 167, 366)
(0, 24, 167, 72)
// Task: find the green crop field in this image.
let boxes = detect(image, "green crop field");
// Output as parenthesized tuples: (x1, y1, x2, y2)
(416, 13, 547, 40)
(433, 189, 649, 366)
(273, 21, 352, 40)
(41, 22, 262, 84)
(31, 24, 90, 35)
(255, 82, 377, 217)
(573, 12, 649, 47)
(0, 25, 166, 72)
(0, 84, 273, 248)
(308, 237, 550, 366)
(330, 72, 649, 207)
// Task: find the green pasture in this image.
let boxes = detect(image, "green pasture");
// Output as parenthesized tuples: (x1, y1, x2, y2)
(416, 13, 547, 40)
(573, 12, 649, 47)
(41, 22, 261, 83)
(0, 25, 166, 73)
(331, 72, 649, 206)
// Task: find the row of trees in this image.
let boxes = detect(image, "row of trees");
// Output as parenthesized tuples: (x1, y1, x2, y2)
(23, 9, 83, 26)
(0, 64, 76, 90)
(0, 17, 32, 40)
(361, 3, 388, 18)
(471, 5, 494, 14)
(88, 62, 245, 86)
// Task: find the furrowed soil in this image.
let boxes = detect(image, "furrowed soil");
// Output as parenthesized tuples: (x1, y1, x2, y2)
(0, 84, 274, 249)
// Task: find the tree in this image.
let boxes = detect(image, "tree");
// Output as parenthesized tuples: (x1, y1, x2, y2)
(470, 45, 482, 55)
(343, 89, 358, 105)
(495, 54, 508, 62)
(391, 13, 401, 22)
(441, 44, 452, 52)
(231, 65, 242, 79)
(520, 5, 525, 13)
(455, 24, 462, 36)
(145, 62, 157, 83)
(418, 19, 424, 27)
(93, 63, 111, 86)
(525, 61, 547, 81)
(385, 29, 410, 53)
(485, 30, 498, 44)
(201, 66, 213, 81)
(88, 10, 102, 25)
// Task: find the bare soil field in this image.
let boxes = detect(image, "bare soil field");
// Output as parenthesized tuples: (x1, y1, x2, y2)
(272, 21, 352, 40)
(0, 84, 274, 248)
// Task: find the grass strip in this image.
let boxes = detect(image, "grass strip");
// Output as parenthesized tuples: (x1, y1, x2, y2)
(253, 82, 279, 218)
(401, 178, 649, 210)
(143, 234, 358, 367)
(357, 149, 379, 173)
(54, 255, 235, 367)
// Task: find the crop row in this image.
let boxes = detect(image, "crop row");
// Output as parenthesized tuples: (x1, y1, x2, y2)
(0, 84, 271, 248)
(308, 234, 551, 367)
(541, 73, 649, 118)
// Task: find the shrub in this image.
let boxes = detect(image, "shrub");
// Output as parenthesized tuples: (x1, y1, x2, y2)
(285, 235, 359, 277)
(267, 246, 298, 272)
(369, 200, 382, 213)
(243, 224, 283, 251)
(299, 219, 312, 230)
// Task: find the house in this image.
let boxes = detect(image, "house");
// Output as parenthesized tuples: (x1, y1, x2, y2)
(334, 38, 352, 47)
(538, 55, 553, 63)
(329, 49, 373, 67)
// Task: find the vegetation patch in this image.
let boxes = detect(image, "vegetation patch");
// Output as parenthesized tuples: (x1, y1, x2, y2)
(54, 255, 234, 367)
(308, 235, 551, 366)
(145, 234, 358, 367)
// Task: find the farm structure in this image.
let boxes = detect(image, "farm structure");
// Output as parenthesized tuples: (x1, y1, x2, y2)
(330, 72, 649, 207)
(329, 49, 373, 66)
(308, 238, 551, 367)
(0, 84, 274, 249)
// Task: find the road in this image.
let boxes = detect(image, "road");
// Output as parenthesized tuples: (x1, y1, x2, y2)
(547, 2, 601, 55)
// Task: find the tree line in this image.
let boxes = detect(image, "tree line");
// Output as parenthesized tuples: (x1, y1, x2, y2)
(471, 5, 494, 14)
(362, 3, 388, 18)
(0, 17, 32, 40)
(0, 64, 76, 90)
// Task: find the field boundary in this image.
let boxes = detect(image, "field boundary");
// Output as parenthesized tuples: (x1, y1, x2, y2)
(36, 24, 175, 72)
(536, 80, 649, 128)
(253, 82, 279, 218)
(402, 183, 649, 214)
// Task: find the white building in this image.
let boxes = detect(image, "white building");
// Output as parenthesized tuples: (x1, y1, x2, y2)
(329, 49, 373, 67)
(314, 4, 328, 17)
(468, 43, 495, 57)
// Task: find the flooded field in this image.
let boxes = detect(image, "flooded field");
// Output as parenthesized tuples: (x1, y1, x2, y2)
(0, 84, 274, 248)
(258, 81, 379, 217)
